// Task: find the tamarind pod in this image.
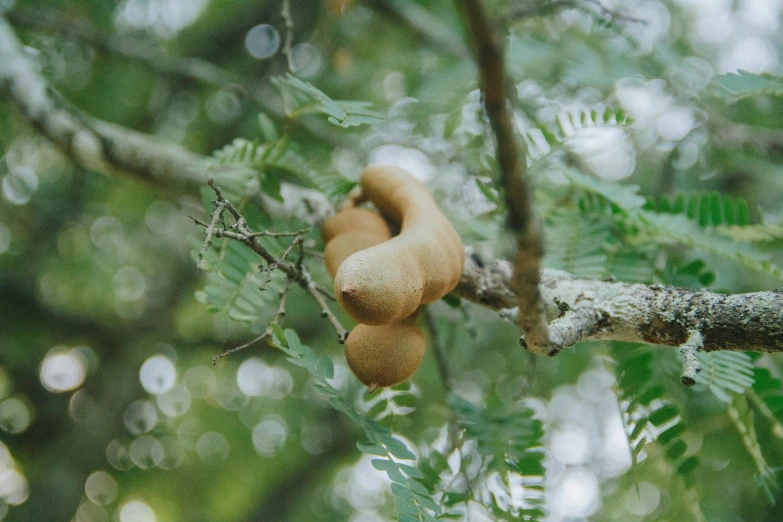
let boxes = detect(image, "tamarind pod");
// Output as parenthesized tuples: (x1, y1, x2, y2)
(322, 206, 426, 389)
(335, 165, 464, 325)
(344, 312, 426, 391)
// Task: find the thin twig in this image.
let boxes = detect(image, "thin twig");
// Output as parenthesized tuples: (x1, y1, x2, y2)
(213, 278, 293, 363)
(501, 0, 648, 26)
(249, 228, 311, 238)
(305, 278, 348, 343)
(281, 0, 296, 73)
(195, 182, 349, 345)
(425, 308, 452, 390)
(458, 0, 549, 354)
(195, 189, 226, 270)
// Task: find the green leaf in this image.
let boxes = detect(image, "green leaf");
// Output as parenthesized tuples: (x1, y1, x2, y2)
(665, 439, 688, 461)
(271, 73, 383, 127)
(441, 294, 462, 308)
(386, 438, 417, 461)
(356, 442, 387, 457)
(658, 423, 686, 445)
(711, 71, 783, 102)
(257, 112, 279, 142)
(390, 482, 415, 502)
(392, 394, 418, 408)
(367, 400, 388, 419)
(649, 405, 679, 427)
(677, 456, 699, 476)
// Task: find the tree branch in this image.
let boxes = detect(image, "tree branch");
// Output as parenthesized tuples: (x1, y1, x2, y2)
(457, 0, 549, 354)
(453, 251, 783, 354)
(4, 7, 345, 147)
(0, 16, 209, 191)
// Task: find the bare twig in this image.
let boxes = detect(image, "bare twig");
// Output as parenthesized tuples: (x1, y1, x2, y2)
(457, 0, 549, 354)
(212, 278, 293, 363)
(501, 0, 649, 26)
(250, 228, 311, 238)
(194, 182, 348, 344)
(281, 0, 296, 73)
(425, 309, 452, 390)
(305, 278, 349, 343)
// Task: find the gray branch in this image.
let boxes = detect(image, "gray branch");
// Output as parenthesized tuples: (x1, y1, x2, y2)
(454, 251, 783, 354)
(4, 7, 345, 148)
(0, 16, 209, 190)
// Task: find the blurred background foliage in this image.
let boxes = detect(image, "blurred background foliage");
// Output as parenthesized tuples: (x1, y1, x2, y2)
(1, 0, 783, 521)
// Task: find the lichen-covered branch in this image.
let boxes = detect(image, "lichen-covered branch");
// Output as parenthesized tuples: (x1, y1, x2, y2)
(458, 0, 550, 354)
(4, 7, 345, 147)
(454, 251, 783, 354)
(0, 16, 209, 190)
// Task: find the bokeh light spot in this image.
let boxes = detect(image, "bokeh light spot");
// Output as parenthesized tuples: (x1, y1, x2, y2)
(40, 350, 86, 393)
(85, 471, 118, 505)
(245, 24, 280, 59)
(139, 356, 176, 395)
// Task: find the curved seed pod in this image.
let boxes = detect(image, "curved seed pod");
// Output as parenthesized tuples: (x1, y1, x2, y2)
(322, 204, 427, 389)
(335, 165, 464, 325)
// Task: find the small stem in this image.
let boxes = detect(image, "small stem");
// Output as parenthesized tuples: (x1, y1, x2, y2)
(425, 309, 452, 391)
(281, 0, 296, 73)
(679, 329, 703, 386)
(249, 228, 310, 238)
(212, 278, 293, 363)
(305, 279, 348, 343)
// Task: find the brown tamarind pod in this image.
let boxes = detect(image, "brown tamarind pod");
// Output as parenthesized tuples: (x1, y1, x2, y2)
(322, 204, 427, 389)
(344, 313, 426, 391)
(334, 165, 464, 326)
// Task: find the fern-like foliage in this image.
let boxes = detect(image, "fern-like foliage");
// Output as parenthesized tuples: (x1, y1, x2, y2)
(613, 348, 699, 481)
(270, 328, 441, 522)
(361, 382, 419, 424)
(694, 351, 755, 403)
(645, 191, 783, 242)
(448, 394, 546, 521)
(640, 212, 783, 280)
(750, 369, 783, 438)
(193, 237, 282, 322)
(550, 173, 783, 280)
(523, 106, 630, 166)
(544, 210, 610, 279)
(691, 352, 779, 499)
(271, 73, 384, 127)
(210, 137, 357, 202)
(710, 70, 783, 102)
(646, 191, 756, 227)
(707, 71, 783, 128)
(726, 395, 779, 502)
